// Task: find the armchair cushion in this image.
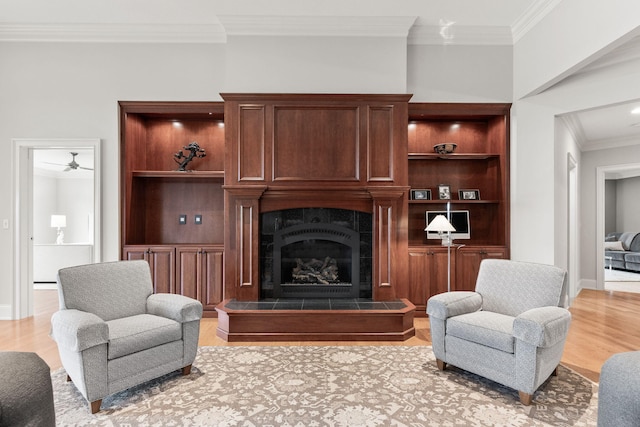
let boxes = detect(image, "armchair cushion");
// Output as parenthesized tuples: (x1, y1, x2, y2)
(426, 291, 481, 319)
(106, 314, 182, 360)
(513, 306, 572, 347)
(50, 309, 108, 352)
(57, 261, 153, 321)
(147, 293, 204, 323)
(447, 311, 515, 353)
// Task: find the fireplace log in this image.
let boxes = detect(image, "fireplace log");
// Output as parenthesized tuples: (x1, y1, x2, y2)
(292, 256, 339, 285)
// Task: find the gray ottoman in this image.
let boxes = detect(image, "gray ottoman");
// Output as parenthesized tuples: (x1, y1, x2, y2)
(598, 351, 640, 426)
(0, 352, 56, 427)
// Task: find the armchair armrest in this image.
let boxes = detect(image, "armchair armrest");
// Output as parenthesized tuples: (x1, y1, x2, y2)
(50, 309, 108, 352)
(513, 306, 571, 347)
(426, 291, 482, 319)
(147, 293, 203, 323)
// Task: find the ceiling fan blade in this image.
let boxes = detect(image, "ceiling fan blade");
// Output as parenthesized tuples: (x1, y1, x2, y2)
(63, 166, 71, 172)
(42, 161, 68, 167)
(78, 166, 94, 171)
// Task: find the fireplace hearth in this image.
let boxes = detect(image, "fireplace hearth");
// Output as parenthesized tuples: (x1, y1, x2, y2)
(261, 208, 372, 299)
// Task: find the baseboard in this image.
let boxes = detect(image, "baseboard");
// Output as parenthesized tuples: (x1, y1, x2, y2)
(579, 279, 596, 291)
(0, 304, 12, 320)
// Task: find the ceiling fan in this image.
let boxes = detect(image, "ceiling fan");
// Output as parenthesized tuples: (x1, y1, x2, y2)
(44, 152, 93, 172)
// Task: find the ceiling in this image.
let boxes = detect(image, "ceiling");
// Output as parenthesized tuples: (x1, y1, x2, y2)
(4, 0, 640, 170)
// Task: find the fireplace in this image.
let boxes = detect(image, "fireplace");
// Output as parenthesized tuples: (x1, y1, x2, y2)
(260, 208, 372, 299)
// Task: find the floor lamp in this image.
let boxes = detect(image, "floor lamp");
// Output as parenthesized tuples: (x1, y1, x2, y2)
(425, 214, 456, 292)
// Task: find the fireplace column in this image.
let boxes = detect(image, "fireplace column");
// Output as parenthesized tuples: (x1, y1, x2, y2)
(224, 186, 266, 301)
(369, 188, 408, 301)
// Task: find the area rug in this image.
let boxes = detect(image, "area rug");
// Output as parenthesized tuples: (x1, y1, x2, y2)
(52, 346, 598, 426)
(604, 268, 640, 282)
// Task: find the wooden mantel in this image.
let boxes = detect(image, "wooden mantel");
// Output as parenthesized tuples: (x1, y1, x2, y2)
(221, 93, 412, 303)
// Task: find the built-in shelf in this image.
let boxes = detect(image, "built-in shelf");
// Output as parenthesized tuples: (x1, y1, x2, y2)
(408, 199, 500, 204)
(132, 170, 224, 178)
(408, 153, 499, 160)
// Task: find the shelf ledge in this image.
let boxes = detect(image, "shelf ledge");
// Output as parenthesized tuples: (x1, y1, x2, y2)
(132, 170, 224, 178)
(408, 153, 499, 160)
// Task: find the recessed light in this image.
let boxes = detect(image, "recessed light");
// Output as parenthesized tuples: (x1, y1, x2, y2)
(631, 107, 640, 114)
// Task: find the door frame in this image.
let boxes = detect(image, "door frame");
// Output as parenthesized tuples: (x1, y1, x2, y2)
(12, 138, 101, 319)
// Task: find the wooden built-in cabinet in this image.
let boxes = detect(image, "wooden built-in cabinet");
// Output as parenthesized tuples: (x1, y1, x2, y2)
(407, 103, 511, 312)
(119, 102, 225, 316)
(118, 99, 510, 319)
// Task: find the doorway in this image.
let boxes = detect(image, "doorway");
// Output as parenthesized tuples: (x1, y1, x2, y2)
(596, 162, 640, 291)
(12, 139, 101, 319)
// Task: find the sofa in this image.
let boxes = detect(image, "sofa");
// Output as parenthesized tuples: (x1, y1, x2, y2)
(598, 351, 640, 426)
(604, 232, 640, 272)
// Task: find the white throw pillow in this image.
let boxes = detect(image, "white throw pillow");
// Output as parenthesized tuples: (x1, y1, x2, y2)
(604, 241, 625, 251)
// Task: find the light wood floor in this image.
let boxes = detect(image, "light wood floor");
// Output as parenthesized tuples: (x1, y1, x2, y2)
(1, 288, 638, 383)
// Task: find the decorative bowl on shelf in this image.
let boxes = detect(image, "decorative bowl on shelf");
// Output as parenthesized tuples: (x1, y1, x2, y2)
(433, 143, 457, 154)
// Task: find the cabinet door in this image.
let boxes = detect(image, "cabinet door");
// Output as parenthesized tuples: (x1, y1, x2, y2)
(430, 248, 452, 295)
(455, 247, 507, 291)
(123, 245, 148, 261)
(408, 249, 430, 309)
(201, 246, 224, 310)
(176, 247, 201, 300)
(176, 246, 224, 309)
(408, 247, 451, 311)
(123, 245, 175, 294)
(148, 246, 176, 294)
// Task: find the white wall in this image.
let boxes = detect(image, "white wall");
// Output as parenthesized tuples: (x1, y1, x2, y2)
(0, 29, 519, 317)
(33, 173, 57, 244)
(0, 42, 225, 317)
(514, 0, 640, 98)
(617, 176, 640, 231)
(225, 35, 409, 93)
(407, 44, 512, 103)
(512, 2, 640, 296)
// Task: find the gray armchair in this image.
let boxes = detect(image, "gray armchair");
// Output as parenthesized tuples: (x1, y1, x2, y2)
(426, 259, 570, 405)
(50, 260, 203, 413)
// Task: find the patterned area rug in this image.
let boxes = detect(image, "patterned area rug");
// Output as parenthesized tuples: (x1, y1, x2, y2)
(53, 346, 598, 426)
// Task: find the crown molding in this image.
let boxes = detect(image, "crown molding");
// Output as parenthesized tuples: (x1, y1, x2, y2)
(559, 114, 587, 151)
(408, 24, 513, 46)
(217, 15, 417, 37)
(0, 23, 226, 43)
(580, 134, 640, 152)
(511, 0, 562, 43)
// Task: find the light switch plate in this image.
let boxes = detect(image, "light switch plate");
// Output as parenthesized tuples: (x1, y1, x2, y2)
(195, 214, 202, 224)
(179, 214, 187, 224)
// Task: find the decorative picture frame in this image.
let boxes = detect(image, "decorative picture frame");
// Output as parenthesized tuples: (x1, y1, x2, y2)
(438, 184, 451, 200)
(410, 189, 432, 200)
(459, 189, 481, 200)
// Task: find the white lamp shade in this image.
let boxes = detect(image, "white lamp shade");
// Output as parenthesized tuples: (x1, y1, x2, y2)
(51, 215, 67, 228)
(425, 214, 455, 232)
